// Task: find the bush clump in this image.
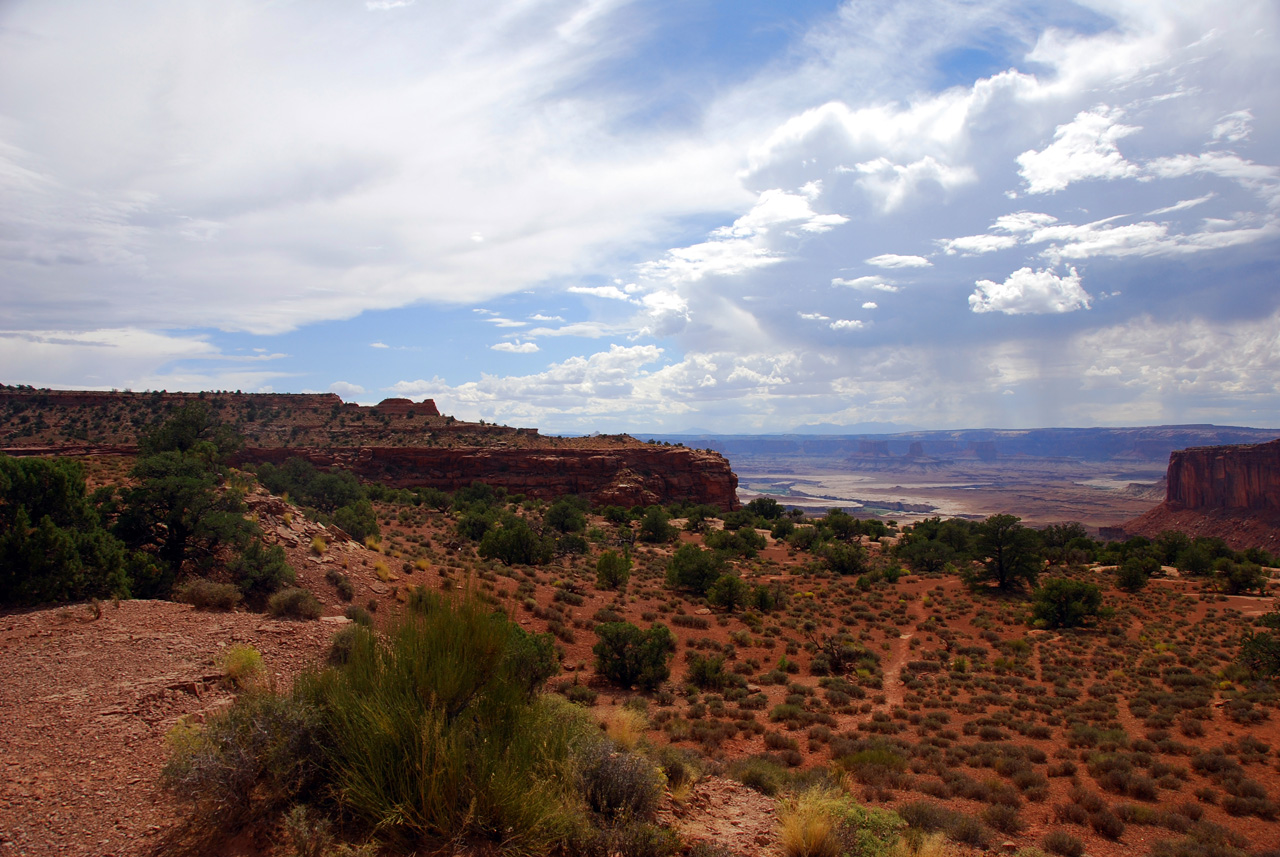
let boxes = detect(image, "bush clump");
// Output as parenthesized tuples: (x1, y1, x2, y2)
(175, 579, 242, 611)
(1042, 830, 1085, 857)
(168, 591, 582, 853)
(577, 739, 664, 820)
(268, 587, 323, 620)
(593, 622, 676, 691)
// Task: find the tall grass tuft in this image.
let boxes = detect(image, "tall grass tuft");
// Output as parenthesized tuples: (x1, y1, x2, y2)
(294, 590, 577, 854)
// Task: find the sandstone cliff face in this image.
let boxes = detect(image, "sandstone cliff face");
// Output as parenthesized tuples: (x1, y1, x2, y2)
(1166, 438, 1280, 510)
(236, 445, 739, 510)
(1122, 437, 1280, 551)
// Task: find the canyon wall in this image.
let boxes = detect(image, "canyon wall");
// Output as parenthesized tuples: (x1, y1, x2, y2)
(1122, 437, 1280, 551)
(1165, 439, 1280, 510)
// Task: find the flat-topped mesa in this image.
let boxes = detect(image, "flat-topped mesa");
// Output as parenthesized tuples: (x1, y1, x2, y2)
(0, 385, 737, 509)
(237, 444, 739, 510)
(1120, 437, 1280, 551)
(1166, 438, 1280, 511)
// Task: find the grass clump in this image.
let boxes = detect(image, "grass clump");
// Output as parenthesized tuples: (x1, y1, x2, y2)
(778, 786, 905, 857)
(219, 644, 264, 689)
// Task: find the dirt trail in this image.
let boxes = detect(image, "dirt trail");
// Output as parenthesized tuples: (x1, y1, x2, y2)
(878, 600, 923, 710)
(661, 776, 779, 856)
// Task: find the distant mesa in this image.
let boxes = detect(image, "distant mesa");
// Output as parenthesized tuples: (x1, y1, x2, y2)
(0, 386, 738, 509)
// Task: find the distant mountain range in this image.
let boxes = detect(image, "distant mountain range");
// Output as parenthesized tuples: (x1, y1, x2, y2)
(640, 425, 1280, 464)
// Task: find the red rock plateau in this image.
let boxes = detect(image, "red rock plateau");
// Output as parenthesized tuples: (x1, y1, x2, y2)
(1125, 437, 1280, 551)
(0, 386, 738, 509)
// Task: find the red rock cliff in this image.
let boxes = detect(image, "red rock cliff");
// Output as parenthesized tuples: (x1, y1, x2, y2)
(236, 445, 739, 510)
(1166, 438, 1280, 511)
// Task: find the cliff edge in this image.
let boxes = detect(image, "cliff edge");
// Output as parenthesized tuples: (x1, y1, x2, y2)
(1123, 437, 1280, 551)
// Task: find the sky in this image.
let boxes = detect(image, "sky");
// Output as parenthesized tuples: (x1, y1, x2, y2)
(1, 0, 1278, 434)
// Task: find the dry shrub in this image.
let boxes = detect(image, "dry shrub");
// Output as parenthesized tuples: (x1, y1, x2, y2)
(268, 587, 322, 620)
(175, 579, 242, 611)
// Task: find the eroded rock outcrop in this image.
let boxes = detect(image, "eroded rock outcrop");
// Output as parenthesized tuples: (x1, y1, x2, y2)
(1122, 438, 1280, 551)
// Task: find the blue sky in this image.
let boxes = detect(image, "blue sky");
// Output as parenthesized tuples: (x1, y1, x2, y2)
(1, 0, 1278, 433)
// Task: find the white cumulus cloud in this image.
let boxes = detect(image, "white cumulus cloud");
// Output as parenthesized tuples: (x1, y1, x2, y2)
(1017, 106, 1142, 194)
(969, 267, 1091, 315)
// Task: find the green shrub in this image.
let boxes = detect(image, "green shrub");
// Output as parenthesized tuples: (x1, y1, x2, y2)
(596, 550, 632, 590)
(822, 541, 869, 576)
(175, 578, 242, 611)
(637, 507, 676, 543)
(0, 455, 131, 606)
(707, 574, 749, 611)
(593, 622, 676, 691)
(293, 597, 587, 852)
(1117, 555, 1157, 592)
(325, 567, 355, 601)
(479, 518, 554, 566)
(268, 587, 323, 620)
(727, 755, 790, 796)
(219, 644, 265, 688)
(1031, 578, 1104, 628)
(229, 538, 295, 602)
(665, 544, 726, 594)
(983, 804, 1025, 834)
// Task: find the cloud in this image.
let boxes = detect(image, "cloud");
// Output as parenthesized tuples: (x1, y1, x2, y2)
(829, 319, 865, 331)
(491, 341, 540, 353)
(568, 285, 634, 301)
(969, 267, 1091, 315)
(992, 212, 1059, 233)
(370, 342, 390, 349)
(841, 155, 976, 212)
(639, 184, 848, 286)
(1017, 106, 1142, 194)
(831, 276, 900, 292)
(798, 312, 830, 321)
(865, 254, 931, 269)
(329, 381, 366, 397)
(0, 327, 289, 392)
(1148, 194, 1215, 215)
(939, 233, 1019, 255)
(1030, 217, 1280, 262)
(861, 302, 878, 309)
(1212, 110, 1253, 144)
